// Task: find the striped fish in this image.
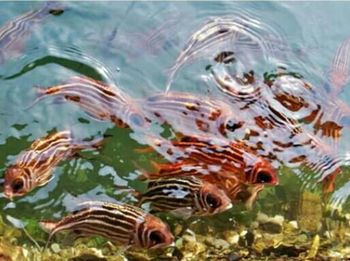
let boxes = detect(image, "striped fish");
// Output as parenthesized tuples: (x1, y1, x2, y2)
(165, 16, 243, 91)
(0, 2, 64, 64)
(327, 37, 350, 97)
(3, 131, 102, 199)
(40, 201, 174, 249)
(165, 13, 284, 91)
(148, 136, 278, 187)
(140, 176, 232, 218)
(142, 91, 245, 138)
(141, 162, 264, 208)
(31, 76, 148, 129)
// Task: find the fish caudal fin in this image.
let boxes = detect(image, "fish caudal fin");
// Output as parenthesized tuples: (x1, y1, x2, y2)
(23, 86, 50, 110)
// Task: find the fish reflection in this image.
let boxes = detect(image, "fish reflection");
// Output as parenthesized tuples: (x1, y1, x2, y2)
(139, 176, 232, 218)
(209, 65, 346, 194)
(142, 91, 245, 139)
(31, 76, 148, 129)
(165, 13, 296, 91)
(327, 37, 350, 97)
(3, 131, 102, 199)
(166, 16, 245, 90)
(40, 201, 174, 249)
(0, 2, 64, 64)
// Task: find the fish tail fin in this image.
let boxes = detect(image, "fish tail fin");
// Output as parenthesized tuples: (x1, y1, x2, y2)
(150, 160, 163, 172)
(139, 170, 156, 181)
(164, 66, 176, 93)
(23, 85, 49, 111)
(138, 168, 151, 181)
(136, 161, 164, 181)
(138, 160, 174, 180)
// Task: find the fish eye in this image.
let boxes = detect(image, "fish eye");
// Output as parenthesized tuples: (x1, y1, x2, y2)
(149, 231, 164, 246)
(256, 171, 272, 184)
(11, 179, 24, 193)
(206, 193, 221, 208)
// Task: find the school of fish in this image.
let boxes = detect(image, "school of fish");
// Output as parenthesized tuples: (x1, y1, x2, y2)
(1, 2, 350, 250)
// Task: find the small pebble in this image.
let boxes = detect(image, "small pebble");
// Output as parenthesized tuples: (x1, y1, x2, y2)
(51, 243, 60, 253)
(224, 231, 240, 245)
(289, 220, 298, 230)
(227, 252, 242, 261)
(205, 238, 230, 250)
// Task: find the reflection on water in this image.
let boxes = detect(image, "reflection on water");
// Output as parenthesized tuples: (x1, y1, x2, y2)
(1, 1, 350, 259)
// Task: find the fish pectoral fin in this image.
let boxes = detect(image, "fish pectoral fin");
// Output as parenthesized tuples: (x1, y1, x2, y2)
(169, 207, 194, 219)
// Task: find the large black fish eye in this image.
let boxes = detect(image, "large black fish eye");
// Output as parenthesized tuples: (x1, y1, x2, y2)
(206, 193, 220, 208)
(11, 179, 24, 192)
(149, 231, 164, 245)
(256, 171, 272, 184)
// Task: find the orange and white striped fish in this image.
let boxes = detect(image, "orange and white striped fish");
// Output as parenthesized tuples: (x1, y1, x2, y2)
(0, 2, 64, 64)
(141, 162, 264, 208)
(40, 201, 174, 249)
(139, 176, 232, 218)
(142, 91, 245, 138)
(147, 135, 278, 187)
(31, 76, 148, 129)
(3, 130, 102, 199)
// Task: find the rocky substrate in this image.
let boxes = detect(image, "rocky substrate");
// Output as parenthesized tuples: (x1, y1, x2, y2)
(1, 210, 350, 261)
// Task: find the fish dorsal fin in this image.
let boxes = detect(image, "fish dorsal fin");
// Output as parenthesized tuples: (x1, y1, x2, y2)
(30, 131, 71, 150)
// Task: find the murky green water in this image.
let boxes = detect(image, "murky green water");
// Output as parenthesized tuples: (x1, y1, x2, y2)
(1, 1, 350, 260)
